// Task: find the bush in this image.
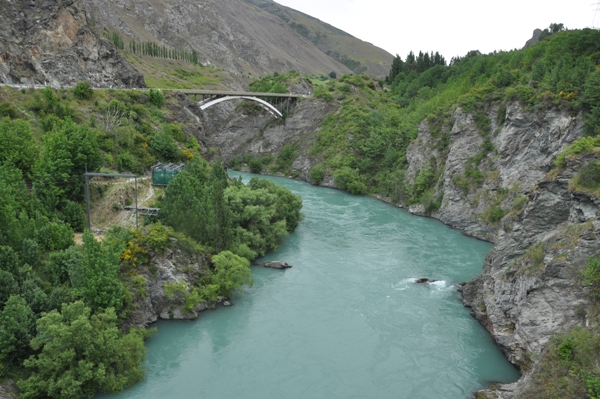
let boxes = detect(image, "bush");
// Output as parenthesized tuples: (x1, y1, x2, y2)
(73, 82, 93, 100)
(0, 102, 18, 119)
(148, 89, 165, 108)
(334, 167, 367, 195)
(17, 301, 148, 399)
(577, 161, 600, 189)
(483, 205, 505, 224)
(143, 222, 169, 252)
(309, 164, 325, 185)
(249, 157, 262, 174)
(210, 251, 253, 298)
(150, 130, 179, 161)
(583, 256, 600, 300)
(275, 145, 297, 172)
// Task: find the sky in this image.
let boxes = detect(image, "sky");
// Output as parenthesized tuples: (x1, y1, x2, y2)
(274, 0, 600, 61)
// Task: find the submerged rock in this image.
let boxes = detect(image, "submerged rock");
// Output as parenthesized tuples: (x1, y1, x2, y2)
(415, 278, 438, 284)
(264, 261, 293, 269)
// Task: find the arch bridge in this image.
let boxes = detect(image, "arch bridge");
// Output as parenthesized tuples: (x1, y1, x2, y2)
(177, 90, 308, 119)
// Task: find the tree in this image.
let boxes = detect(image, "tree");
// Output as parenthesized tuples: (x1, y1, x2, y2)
(0, 118, 39, 175)
(47, 245, 83, 286)
(159, 159, 210, 243)
(582, 69, 600, 136)
(329, 71, 337, 79)
(224, 184, 288, 258)
(73, 231, 125, 313)
(21, 278, 50, 316)
(33, 118, 101, 211)
(150, 129, 179, 161)
(148, 89, 164, 108)
(207, 162, 232, 252)
(0, 295, 36, 366)
(210, 251, 253, 297)
(247, 177, 302, 232)
(73, 82, 93, 100)
(18, 301, 147, 399)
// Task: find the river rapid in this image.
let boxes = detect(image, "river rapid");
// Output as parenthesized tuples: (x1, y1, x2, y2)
(98, 171, 519, 399)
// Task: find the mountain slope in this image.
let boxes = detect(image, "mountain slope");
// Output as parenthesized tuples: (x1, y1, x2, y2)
(243, 0, 394, 75)
(81, 0, 392, 83)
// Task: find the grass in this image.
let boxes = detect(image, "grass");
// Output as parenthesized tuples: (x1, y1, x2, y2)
(122, 52, 224, 90)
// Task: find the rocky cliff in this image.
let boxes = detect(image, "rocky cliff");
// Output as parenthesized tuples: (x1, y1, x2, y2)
(0, 0, 144, 87)
(125, 238, 218, 329)
(405, 104, 597, 397)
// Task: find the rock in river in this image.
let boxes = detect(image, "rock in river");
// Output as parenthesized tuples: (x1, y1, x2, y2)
(264, 261, 293, 269)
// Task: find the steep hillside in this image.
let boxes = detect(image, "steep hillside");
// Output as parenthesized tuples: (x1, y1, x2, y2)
(0, 0, 144, 87)
(243, 0, 393, 75)
(81, 0, 392, 83)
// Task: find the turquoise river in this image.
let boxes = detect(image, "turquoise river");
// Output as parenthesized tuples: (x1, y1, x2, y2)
(98, 171, 519, 399)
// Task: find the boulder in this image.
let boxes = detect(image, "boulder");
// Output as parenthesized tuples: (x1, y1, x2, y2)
(264, 261, 292, 269)
(415, 278, 438, 284)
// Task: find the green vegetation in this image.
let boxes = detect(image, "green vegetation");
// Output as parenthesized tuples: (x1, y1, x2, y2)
(246, 27, 600, 217)
(249, 71, 303, 93)
(104, 30, 201, 65)
(520, 255, 600, 398)
(0, 83, 303, 396)
(73, 82, 93, 100)
(523, 326, 600, 399)
(309, 164, 325, 185)
(18, 301, 149, 399)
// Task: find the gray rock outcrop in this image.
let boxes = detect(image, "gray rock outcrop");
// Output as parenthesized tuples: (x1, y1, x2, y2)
(264, 261, 292, 269)
(0, 0, 144, 87)
(524, 29, 543, 48)
(400, 103, 594, 396)
(125, 242, 213, 328)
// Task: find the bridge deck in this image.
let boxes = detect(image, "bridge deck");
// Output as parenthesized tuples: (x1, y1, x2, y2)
(170, 89, 308, 98)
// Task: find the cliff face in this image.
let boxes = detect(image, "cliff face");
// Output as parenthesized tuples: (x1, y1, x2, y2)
(372, 104, 597, 397)
(0, 0, 144, 87)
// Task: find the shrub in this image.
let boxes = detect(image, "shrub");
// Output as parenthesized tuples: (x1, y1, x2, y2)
(148, 89, 164, 108)
(210, 251, 253, 298)
(334, 167, 367, 195)
(143, 222, 169, 252)
(275, 145, 297, 172)
(17, 301, 148, 399)
(0, 102, 18, 119)
(483, 205, 505, 224)
(583, 256, 600, 301)
(73, 82, 93, 100)
(309, 164, 325, 185)
(249, 157, 262, 174)
(577, 161, 600, 189)
(150, 130, 179, 161)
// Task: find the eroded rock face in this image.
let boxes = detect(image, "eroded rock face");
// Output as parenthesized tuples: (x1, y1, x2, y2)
(462, 178, 599, 397)
(0, 0, 144, 87)
(403, 103, 582, 241)
(202, 96, 338, 182)
(400, 102, 595, 397)
(125, 242, 213, 329)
